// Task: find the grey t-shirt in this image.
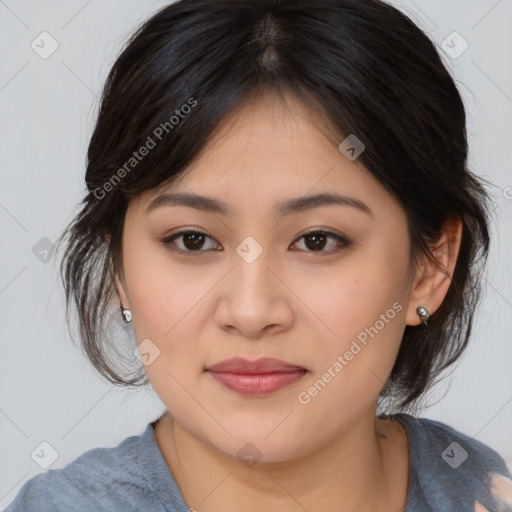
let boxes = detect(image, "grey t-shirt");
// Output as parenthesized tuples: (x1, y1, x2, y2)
(4, 413, 512, 511)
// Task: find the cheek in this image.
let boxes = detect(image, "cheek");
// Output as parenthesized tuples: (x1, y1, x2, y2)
(291, 259, 407, 431)
(122, 237, 216, 393)
(122, 241, 213, 418)
(313, 252, 406, 333)
(124, 236, 203, 335)
(300, 244, 409, 386)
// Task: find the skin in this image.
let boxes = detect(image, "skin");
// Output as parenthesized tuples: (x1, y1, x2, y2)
(115, 92, 462, 511)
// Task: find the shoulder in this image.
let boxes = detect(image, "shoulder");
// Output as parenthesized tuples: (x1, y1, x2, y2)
(3, 424, 156, 512)
(393, 413, 512, 512)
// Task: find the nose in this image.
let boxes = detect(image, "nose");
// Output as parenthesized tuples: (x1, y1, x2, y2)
(214, 250, 295, 339)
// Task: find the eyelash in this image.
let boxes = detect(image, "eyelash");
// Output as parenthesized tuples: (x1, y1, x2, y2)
(160, 229, 351, 256)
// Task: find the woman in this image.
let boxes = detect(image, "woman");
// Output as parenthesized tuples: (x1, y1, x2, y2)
(5, 0, 511, 510)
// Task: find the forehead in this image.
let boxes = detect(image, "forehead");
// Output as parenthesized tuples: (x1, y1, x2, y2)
(134, 93, 400, 220)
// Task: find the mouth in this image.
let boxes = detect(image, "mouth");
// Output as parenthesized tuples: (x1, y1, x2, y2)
(205, 357, 308, 396)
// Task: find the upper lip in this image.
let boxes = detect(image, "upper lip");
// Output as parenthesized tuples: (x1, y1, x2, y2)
(206, 357, 306, 374)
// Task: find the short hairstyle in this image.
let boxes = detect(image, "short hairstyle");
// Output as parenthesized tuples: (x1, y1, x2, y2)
(56, 0, 493, 412)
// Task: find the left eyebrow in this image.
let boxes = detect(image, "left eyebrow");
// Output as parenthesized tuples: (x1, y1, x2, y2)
(276, 192, 373, 217)
(145, 191, 373, 217)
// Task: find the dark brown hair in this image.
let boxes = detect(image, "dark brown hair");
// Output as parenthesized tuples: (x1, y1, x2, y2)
(56, 0, 494, 412)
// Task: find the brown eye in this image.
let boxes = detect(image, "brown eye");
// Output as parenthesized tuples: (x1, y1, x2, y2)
(180, 232, 206, 250)
(290, 230, 350, 253)
(303, 232, 328, 251)
(162, 230, 220, 253)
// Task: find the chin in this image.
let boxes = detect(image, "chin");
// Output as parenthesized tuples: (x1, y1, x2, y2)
(202, 423, 312, 466)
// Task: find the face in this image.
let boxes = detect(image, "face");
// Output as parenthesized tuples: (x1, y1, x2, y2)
(117, 93, 417, 463)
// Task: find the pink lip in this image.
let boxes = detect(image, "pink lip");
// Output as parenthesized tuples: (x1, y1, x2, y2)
(206, 357, 307, 395)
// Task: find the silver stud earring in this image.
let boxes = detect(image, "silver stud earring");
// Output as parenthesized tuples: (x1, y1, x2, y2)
(120, 302, 132, 323)
(416, 306, 430, 326)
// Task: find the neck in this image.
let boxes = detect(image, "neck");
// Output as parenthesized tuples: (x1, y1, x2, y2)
(154, 406, 408, 511)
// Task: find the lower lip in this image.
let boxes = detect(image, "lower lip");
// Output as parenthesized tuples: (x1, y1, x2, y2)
(207, 370, 307, 395)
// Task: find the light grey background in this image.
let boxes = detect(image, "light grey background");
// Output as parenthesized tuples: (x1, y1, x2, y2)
(1, 0, 511, 507)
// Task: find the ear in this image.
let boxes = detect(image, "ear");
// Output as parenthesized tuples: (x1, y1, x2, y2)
(405, 216, 463, 326)
(104, 232, 130, 308)
(115, 274, 130, 308)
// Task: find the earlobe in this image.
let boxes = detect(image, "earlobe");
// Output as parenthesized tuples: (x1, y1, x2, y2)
(114, 272, 132, 323)
(405, 216, 463, 326)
